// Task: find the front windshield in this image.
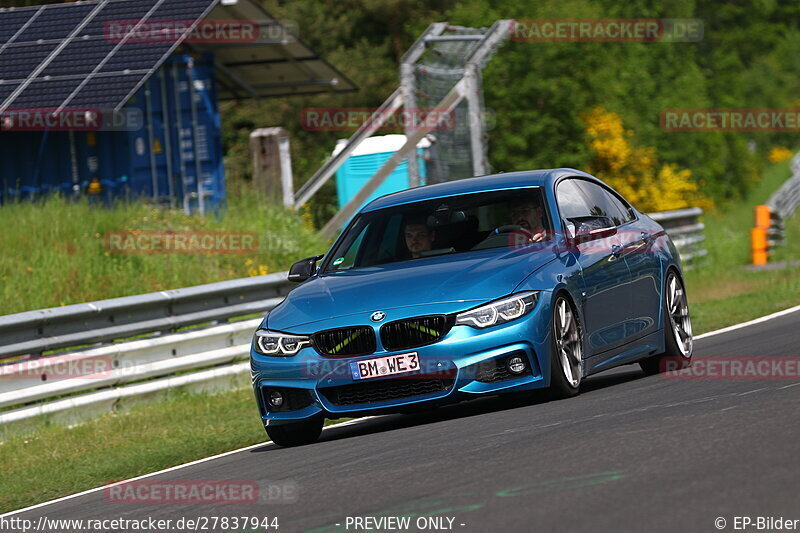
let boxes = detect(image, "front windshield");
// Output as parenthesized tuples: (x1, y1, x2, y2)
(323, 187, 550, 273)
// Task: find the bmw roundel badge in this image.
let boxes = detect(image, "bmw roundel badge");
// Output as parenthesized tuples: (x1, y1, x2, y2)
(371, 311, 386, 322)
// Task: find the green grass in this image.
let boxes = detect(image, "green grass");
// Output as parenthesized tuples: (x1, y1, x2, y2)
(683, 159, 800, 333)
(0, 387, 263, 513)
(0, 192, 328, 316)
(0, 385, 350, 514)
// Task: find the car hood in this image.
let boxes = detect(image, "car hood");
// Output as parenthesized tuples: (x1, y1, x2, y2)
(266, 244, 557, 332)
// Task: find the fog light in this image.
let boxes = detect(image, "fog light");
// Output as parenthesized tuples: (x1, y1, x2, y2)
(507, 356, 526, 374)
(268, 390, 284, 408)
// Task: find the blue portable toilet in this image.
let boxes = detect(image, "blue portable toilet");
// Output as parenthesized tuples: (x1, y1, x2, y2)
(334, 134, 429, 210)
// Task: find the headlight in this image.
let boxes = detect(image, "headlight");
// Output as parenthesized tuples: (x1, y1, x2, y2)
(253, 329, 310, 356)
(455, 291, 539, 328)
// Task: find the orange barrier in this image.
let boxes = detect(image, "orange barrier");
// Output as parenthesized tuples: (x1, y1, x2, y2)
(751, 205, 771, 265)
(751, 227, 768, 265)
(755, 205, 771, 229)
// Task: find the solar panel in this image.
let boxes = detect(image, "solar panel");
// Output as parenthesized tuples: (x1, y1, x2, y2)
(0, 9, 38, 43)
(64, 0, 219, 111)
(7, 78, 83, 109)
(79, 0, 160, 40)
(0, 83, 19, 106)
(66, 73, 145, 108)
(100, 41, 181, 73)
(13, 4, 95, 43)
(150, 0, 220, 18)
(0, 0, 219, 112)
(40, 38, 116, 78)
(0, 42, 60, 81)
(0, 0, 355, 111)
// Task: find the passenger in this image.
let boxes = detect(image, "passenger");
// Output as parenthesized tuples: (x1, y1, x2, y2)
(404, 218, 436, 258)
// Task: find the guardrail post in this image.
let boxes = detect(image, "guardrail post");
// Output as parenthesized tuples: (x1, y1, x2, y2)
(751, 205, 771, 265)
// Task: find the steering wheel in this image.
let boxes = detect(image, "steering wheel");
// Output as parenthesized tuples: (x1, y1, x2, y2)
(493, 225, 544, 243)
(493, 224, 523, 234)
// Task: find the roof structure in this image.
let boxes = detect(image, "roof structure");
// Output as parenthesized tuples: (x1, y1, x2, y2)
(194, 0, 358, 99)
(0, 0, 356, 112)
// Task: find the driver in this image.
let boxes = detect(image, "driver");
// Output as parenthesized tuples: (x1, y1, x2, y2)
(508, 198, 546, 243)
(404, 217, 436, 258)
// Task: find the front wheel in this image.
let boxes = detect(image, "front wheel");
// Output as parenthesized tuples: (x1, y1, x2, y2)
(266, 417, 323, 447)
(548, 295, 583, 399)
(640, 270, 693, 375)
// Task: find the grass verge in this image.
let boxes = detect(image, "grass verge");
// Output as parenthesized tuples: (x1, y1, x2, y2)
(0, 192, 328, 316)
(684, 159, 800, 333)
(0, 386, 351, 514)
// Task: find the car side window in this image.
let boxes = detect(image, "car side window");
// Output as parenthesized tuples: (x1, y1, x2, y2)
(574, 180, 629, 226)
(556, 179, 592, 220)
(607, 191, 636, 223)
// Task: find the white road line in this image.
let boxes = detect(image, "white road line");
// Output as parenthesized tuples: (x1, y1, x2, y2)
(5, 303, 800, 517)
(0, 417, 374, 518)
(737, 388, 768, 396)
(695, 304, 800, 340)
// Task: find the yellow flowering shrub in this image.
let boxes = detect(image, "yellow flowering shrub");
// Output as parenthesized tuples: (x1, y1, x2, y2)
(582, 106, 712, 212)
(768, 146, 793, 163)
(299, 203, 315, 230)
(247, 264, 269, 277)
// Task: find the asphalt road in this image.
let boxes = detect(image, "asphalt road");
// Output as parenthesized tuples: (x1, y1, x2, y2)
(10, 308, 800, 533)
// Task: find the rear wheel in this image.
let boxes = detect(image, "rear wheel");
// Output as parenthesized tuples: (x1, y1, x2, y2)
(640, 270, 693, 375)
(266, 417, 323, 447)
(548, 295, 582, 399)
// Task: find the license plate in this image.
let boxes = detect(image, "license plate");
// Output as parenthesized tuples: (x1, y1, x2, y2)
(350, 352, 420, 380)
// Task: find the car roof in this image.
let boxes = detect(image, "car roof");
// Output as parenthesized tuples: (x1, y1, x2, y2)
(360, 168, 597, 212)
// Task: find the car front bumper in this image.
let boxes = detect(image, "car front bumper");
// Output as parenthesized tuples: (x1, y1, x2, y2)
(250, 296, 553, 426)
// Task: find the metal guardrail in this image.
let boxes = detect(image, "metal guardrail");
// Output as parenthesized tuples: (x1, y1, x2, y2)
(0, 319, 258, 410)
(767, 211, 785, 248)
(0, 273, 293, 360)
(0, 207, 704, 425)
(768, 152, 800, 220)
(762, 151, 800, 256)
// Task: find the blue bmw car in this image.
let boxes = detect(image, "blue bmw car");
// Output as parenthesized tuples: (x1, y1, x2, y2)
(250, 169, 693, 446)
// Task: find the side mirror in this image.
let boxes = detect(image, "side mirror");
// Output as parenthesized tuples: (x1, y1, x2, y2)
(288, 255, 324, 283)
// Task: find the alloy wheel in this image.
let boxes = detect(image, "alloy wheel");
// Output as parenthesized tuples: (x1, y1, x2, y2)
(555, 297, 582, 388)
(667, 273, 693, 357)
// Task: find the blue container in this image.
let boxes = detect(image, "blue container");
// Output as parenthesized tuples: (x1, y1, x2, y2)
(335, 135, 427, 210)
(0, 53, 225, 214)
